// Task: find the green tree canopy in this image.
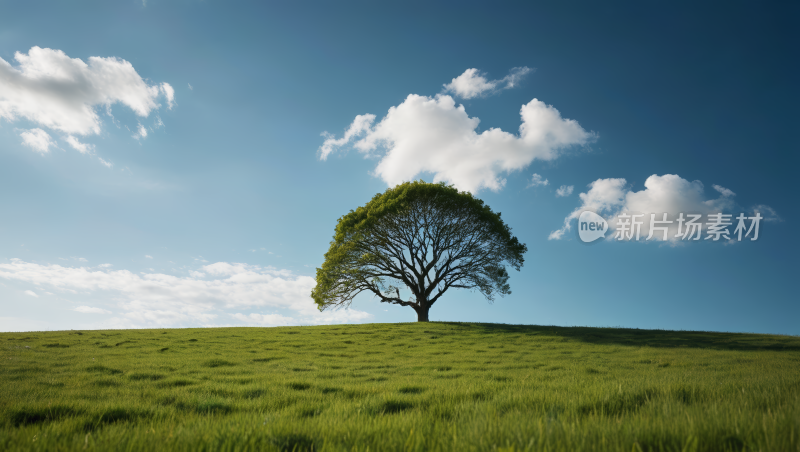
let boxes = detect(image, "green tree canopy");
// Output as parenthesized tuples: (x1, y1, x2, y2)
(312, 181, 527, 321)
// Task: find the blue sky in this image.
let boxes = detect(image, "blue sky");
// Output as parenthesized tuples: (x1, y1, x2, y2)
(0, 1, 796, 334)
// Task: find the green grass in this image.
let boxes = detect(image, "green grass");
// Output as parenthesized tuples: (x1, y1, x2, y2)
(1, 322, 798, 451)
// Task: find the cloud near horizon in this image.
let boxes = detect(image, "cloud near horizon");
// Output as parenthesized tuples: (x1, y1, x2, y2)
(0, 259, 370, 329)
(319, 72, 596, 193)
(549, 174, 778, 242)
(73, 306, 112, 314)
(0, 46, 173, 160)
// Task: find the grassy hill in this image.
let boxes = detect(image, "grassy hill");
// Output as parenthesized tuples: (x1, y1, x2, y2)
(1, 322, 798, 451)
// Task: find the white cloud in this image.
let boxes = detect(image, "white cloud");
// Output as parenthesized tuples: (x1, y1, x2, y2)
(133, 123, 148, 140)
(24, 290, 38, 297)
(319, 114, 375, 160)
(73, 306, 111, 314)
(527, 173, 549, 187)
(0, 259, 371, 328)
(187, 83, 193, 90)
(320, 93, 595, 193)
(713, 184, 735, 197)
(230, 312, 294, 327)
(502, 67, 531, 89)
(548, 177, 626, 240)
(548, 174, 742, 242)
(0, 46, 172, 147)
(751, 204, 782, 222)
(160, 83, 175, 109)
(0, 316, 50, 332)
(232, 308, 371, 327)
(443, 68, 495, 99)
(64, 135, 94, 154)
(443, 67, 532, 99)
(145, 255, 153, 259)
(19, 128, 55, 154)
(556, 185, 574, 197)
(98, 157, 113, 168)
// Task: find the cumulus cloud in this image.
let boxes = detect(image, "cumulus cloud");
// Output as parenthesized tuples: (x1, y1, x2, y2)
(556, 185, 574, 197)
(548, 178, 626, 240)
(320, 92, 595, 193)
(443, 67, 532, 99)
(0, 46, 173, 152)
(527, 173, 549, 188)
(548, 174, 771, 243)
(73, 306, 111, 314)
(19, 128, 55, 154)
(0, 259, 371, 328)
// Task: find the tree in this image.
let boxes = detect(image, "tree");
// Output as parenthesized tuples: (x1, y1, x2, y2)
(311, 181, 527, 322)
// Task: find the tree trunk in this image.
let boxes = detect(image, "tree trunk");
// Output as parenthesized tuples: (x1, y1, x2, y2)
(415, 305, 430, 322)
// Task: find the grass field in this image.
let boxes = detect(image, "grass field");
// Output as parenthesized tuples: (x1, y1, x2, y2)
(1, 322, 799, 451)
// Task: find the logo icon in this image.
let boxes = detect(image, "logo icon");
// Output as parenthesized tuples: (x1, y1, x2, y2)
(578, 211, 608, 243)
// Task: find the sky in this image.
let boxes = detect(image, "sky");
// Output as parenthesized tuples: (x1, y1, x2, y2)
(0, 1, 797, 334)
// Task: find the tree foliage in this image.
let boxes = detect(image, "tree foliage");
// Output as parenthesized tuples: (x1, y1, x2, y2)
(311, 181, 527, 321)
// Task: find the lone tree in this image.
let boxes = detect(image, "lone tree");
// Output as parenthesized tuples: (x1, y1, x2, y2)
(311, 181, 527, 322)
